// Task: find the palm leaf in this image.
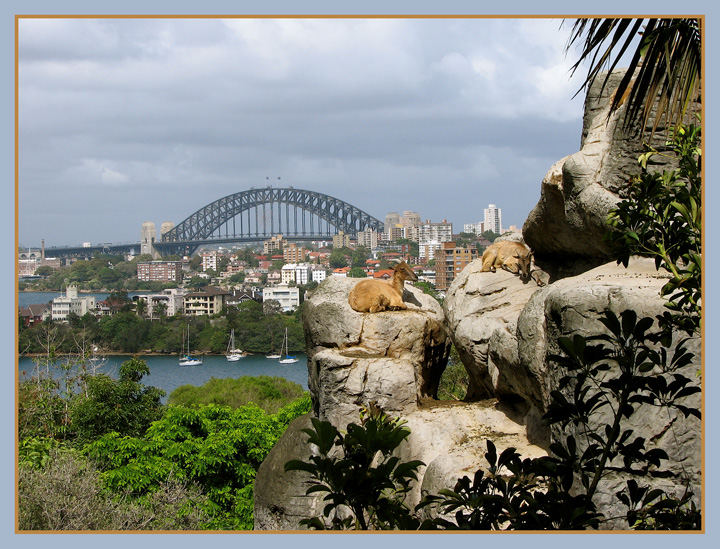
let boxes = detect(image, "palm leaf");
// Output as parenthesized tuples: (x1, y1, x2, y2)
(565, 17, 701, 136)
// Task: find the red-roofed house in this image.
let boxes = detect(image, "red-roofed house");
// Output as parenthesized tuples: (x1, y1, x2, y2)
(373, 269, 393, 280)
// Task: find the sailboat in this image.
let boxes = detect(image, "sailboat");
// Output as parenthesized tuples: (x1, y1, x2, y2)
(226, 329, 245, 362)
(179, 325, 203, 366)
(278, 327, 299, 364)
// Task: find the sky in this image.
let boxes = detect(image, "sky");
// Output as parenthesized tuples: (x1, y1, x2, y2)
(18, 17, 594, 248)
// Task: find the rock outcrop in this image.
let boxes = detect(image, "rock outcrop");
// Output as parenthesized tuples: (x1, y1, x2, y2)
(302, 276, 450, 427)
(443, 256, 701, 527)
(523, 71, 692, 265)
(254, 275, 548, 530)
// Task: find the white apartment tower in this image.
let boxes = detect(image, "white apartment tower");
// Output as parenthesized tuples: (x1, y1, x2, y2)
(484, 204, 503, 235)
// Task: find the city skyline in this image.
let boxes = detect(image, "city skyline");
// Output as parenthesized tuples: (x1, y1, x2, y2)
(19, 17, 594, 248)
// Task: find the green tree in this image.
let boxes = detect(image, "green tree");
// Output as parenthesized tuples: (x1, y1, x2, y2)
(348, 267, 367, 278)
(35, 265, 55, 277)
(606, 123, 701, 335)
(70, 357, 165, 443)
(135, 298, 147, 318)
(329, 249, 348, 269)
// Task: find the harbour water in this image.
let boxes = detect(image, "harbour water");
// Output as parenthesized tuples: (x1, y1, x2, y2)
(18, 353, 309, 402)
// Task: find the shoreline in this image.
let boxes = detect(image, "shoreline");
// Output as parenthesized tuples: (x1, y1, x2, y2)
(19, 351, 304, 358)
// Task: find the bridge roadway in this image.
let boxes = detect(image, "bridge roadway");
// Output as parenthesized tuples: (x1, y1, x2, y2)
(43, 234, 339, 259)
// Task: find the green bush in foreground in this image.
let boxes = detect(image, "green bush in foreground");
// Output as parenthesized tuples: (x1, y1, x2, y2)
(84, 394, 311, 530)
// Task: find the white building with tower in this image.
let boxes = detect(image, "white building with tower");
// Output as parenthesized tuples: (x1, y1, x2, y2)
(51, 285, 96, 322)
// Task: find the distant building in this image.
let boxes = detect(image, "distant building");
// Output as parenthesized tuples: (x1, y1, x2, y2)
(401, 211, 422, 228)
(183, 286, 230, 316)
(51, 285, 96, 322)
(463, 221, 485, 235)
(283, 243, 307, 263)
(141, 222, 157, 257)
(200, 251, 218, 272)
(404, 226, 420, 242)
(419, 220, 453, 250)
(137, 261, 183, 283)
(19, 303, 50, 327)
(263, 234, 286, 255)
(135, 288, 187, 318)
(388, 226, 404, 241)
(419, 240, 442, 261)
(332, 231, 353, 248)
(484, 204, 503, 235)
(384, 212, 400, 234)
(356, 229, 379, 250)
(263, 285, 300, 312)
(434, 242, 479, 291)
(311, 266, 327, 283)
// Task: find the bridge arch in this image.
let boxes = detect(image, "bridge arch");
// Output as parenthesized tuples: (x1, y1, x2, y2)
(161, 187, 384, 252)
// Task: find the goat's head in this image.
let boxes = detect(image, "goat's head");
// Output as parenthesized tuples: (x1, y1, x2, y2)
(392, 260, 418, 282)
(513, 249, 533, 280)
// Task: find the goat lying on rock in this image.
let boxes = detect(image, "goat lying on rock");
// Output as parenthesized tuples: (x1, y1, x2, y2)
(481, 240, 533, 280)
(348, 261, 418, 313)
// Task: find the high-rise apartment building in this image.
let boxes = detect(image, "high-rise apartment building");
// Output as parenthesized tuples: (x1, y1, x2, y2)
(333, 231, 353, 248)
(356, 229, 378, 249)
(384, 212, 400, 234)
(483, 204, 503, 235)
(200, 251, 218, 272)
(263, 234, 286, 255)
(283, 243, 307, 263)
(137, 260, 183, 282)
(463, 222, 485, 235)
(400, 211, 422, 228)
(434, 242, 479, 291)
(419, 220, 453, 245)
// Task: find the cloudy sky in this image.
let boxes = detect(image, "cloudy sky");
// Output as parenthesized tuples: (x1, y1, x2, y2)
(18, 17, 593, 248)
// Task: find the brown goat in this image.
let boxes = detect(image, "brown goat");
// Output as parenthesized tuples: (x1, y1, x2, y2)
(348, 261, 419, 313)
(481, 240, 533, 280)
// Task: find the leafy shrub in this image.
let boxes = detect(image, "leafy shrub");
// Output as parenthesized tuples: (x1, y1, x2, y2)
(285, 403, 425, 530)
(84, 394, 311, 530)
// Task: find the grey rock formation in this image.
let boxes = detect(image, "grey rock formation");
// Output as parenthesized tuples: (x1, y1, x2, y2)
(443, 260, 544, 404)
(523, 71, 683, 263)
(302, 276, 450, 428)
(445, 255, 701, 527)
(516, 257, 701, 527)
(252, 414, 321, 530)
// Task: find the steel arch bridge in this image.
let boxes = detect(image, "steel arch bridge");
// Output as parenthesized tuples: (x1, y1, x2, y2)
(155, 187, 384, 255)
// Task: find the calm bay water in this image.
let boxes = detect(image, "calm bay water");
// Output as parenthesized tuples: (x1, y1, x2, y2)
(18, 353, 309, 402)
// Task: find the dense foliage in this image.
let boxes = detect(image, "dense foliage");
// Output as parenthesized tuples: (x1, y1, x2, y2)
(606, 122, 701, 335)
(169, 376, 307, 414)
(21, 254, 179, 292)
(85, 396, 311, 530)
(19, 446, 211, 530)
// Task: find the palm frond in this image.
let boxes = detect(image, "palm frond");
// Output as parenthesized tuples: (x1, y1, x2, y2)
(566, 18, 701, 136)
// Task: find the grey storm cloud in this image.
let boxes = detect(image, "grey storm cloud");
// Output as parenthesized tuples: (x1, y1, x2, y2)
(19, 17, 590, 247)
